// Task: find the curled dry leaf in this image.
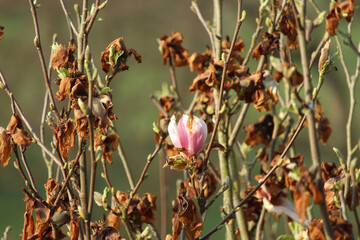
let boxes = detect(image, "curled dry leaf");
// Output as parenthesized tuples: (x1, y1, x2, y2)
(325, 0, 354, 36)
(23, 198, 52, 240)
(160, 32, 189, 67)
(107, 209, 120, 230)
(279, 4, 298, 49)
(44, 178, 59, 197)
(160, 95, 175, 113)
(54, 119, 75, 160)
(70, 211, 80, 240)
(184, 160, 218, 199)
(171, 183, 203, 240)
(222, 36, 245, 64)
(95, 132, 119, 164)
(188, 46, 213, 73)
(252, 32, 280, 60)
(7, 114, 32, 151)
(245, 114, 274, 147)
(51, 42, 77, 71)
(114, 191, 157, 229)
(100, 37, 142, 73)
(91, 226, 125, 240)
(92, 93, 117, 135)
(0, 127, 12, 167)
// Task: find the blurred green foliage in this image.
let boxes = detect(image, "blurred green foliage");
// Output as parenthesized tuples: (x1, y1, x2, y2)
(0, 0, 359, 239)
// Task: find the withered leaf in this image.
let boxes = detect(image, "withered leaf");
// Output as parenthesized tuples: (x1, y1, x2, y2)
(54, 119, 75, 160)
(100, 37, 141, 73)
(51, 42, 77, 70)
(70, 211, 80, 240)
(0, 128, 12, 167)
(279, 5, 298, 49)
(95, 132, 119, 164)
(107, 210, 120, 230)
(172, 184, 203, 240)
(252, 32, 280, 60)
(160, 32, 189, 67)
(7, 114, 32, 151)
(56, 77, 75, 101)
(91, 226, 124, 240)
(245, 114, 274, 147)
(44, 178, 59, 197)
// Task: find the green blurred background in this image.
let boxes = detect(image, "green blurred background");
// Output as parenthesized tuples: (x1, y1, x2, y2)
(0, 0, 359, 239)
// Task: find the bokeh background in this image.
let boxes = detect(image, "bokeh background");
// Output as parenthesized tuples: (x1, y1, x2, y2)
(0, 0, 359, 239)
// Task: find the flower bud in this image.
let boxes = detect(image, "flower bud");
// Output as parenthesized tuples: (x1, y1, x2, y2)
(168, 114, 207, 158)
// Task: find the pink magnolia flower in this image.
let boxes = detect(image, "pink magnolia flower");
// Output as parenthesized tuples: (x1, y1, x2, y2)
(168, 114, 208, 158)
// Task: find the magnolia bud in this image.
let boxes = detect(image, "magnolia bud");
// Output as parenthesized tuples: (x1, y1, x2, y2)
(168, 114, 207, 158)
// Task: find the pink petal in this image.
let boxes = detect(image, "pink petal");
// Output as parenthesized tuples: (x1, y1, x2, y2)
(177, 115, 189, 149)
(187, 115, 207, 157)
(168, 115, 182, 148)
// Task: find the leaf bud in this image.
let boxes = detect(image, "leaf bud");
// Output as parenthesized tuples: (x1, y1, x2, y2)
(94, 191, 104, 207)
(34, 37, 40, 48)
(350, 158, 358, 173)
(98, 0, 108, 10)
(221, 52, 226, 62)
(51, 210, 70, 225)
(152, 122, 161, 134)
(240, 10, 246, 22)
(0, 82, 5, 90)
(332, 147, 345, 169)
(78, 98, 89, 115)
(74, 4, 79, 14)
(78, 206, 87, 220)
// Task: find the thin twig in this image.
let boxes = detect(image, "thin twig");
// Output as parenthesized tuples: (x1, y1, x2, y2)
(85, 0, 100, 34)
(150, 95, 169, 118)
(0, 71, 62, 167)
(28, 0, 60, 121)
(41, 33, 57, 179)
(168, 56, 184, 111)
(20, 147, 38, 192)
(190, 1, 216, 55)
(53, 140, 85, 207)
(131, 136, 165, 195)
(228, 103, 249, 147)
(59, 0, 79, 36)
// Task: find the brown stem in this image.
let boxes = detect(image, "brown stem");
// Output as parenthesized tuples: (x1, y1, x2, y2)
(190, 1, 216, 55)
(20, 147, 38, 192)
(168, 56, 184, 111)
(40, 34, 57, 179)
(150, 95, 169, 118)
(131, 137, 164, 195)
(59, 0, 79, 36)
(85, 0, 100, 34)
(54, 140, 85, 207)
(13, 146, 50, 209)
(28, 0, 60, 122)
